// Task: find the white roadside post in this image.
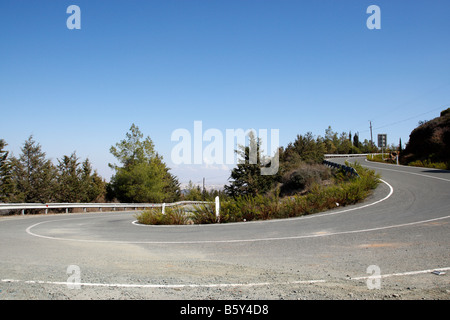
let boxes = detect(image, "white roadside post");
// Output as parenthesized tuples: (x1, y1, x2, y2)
(162, 203, 165, 215)
(215, 196, 220, 223)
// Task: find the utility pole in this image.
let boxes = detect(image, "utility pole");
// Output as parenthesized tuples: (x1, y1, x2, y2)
(369, 121, 373, 150)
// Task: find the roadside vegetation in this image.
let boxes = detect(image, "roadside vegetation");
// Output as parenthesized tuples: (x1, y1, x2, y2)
(135, 126, 381, 225)
(135, 206, 190, 225)
(2, 124, 381, 218)
(135, 162, 380, 225)
(367, 153, 449, 170)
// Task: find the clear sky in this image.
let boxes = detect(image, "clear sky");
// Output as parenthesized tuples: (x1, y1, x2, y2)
(1, 0, 449, 186)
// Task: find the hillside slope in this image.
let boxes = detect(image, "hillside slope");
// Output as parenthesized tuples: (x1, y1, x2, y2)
(400, 108, 450, 169)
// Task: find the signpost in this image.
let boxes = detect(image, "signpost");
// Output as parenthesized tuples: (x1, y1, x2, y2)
(378, 134, 387, 160)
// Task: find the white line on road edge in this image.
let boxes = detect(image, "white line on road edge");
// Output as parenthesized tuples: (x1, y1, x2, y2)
(131, 178, 394, 228)
(364, 159, 450, 183)
(2, 266, 448, 289)
(25, 178, 395, 242)
(25, 212, 450, 244)
(0, 278, 325, 289)
(350, 267, 450, 280)
(24, 178, 450, 244)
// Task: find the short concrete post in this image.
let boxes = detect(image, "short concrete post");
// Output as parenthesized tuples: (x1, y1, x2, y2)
(162, 203, 165, 215)
(215, 196, 220, 222)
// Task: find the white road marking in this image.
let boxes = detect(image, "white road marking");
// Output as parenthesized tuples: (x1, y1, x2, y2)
(364, 159, 450, 183)
(24, 178, 450, 244)
(7, 162, 449, 294)
(2, 266, 448, 289)
(131, 178, 394, 228)
(1, 278, 325, 289)
(350, 267, 450, 280)
(24, 180, 403, 244)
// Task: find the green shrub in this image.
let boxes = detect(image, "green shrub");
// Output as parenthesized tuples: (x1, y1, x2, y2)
(137, 162, 380, 225)
(191, 204, 218, 224)
(135, 206, 189, 225)
(280, 164, 331, 196)
(408, 159, 449, 170)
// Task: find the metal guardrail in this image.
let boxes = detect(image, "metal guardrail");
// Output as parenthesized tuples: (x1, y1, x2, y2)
(324, 154, 369, 158)
(0, 200, 213, 215)
(324, 153, 387, 158)
(322, 159, 360, 178)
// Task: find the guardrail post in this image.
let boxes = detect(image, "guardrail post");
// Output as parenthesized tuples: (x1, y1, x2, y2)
(215, 196, 220, 222)
(162, 203, 165, 215)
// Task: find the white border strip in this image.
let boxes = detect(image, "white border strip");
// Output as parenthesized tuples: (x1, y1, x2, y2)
(1, 278, 325, 289)
(25, 179, 395, 244)
(364, 160, 450, 182)
(351, 267, 450, 280)
(132, 178, 394, 228)
(23, 178, 450, 244)
(2, 267, 448, 289)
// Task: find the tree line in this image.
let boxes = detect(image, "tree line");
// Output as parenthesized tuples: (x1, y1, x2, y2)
(0, 125, 181, 205)
(224, 126, 379, 198)
(0, 136, 106, 204)
(0, 124, 378, 205)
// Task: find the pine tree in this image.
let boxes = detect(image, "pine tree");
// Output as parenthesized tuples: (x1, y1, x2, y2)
(224, 132, 276, 198)
(11, 136, 56, 203)
(324, 126, 338, 154)
(79, 158, 106, 203)
(0, 139, 14, 202)
(109, 124, 180, 203)
(282, 132, 325, 165)
(56, 152, 81, 203)
(54, 153, 106, 203)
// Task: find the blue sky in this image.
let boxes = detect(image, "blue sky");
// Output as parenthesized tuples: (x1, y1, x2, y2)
(1, 0, 449, 186)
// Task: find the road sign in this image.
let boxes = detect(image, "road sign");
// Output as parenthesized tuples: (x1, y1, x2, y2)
(377, 134, 387, 148)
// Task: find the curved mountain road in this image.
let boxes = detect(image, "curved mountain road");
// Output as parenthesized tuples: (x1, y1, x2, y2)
(0, 157, 449, 300)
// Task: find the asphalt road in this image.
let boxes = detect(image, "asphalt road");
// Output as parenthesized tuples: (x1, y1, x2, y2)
(0, 157, 449, 300)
